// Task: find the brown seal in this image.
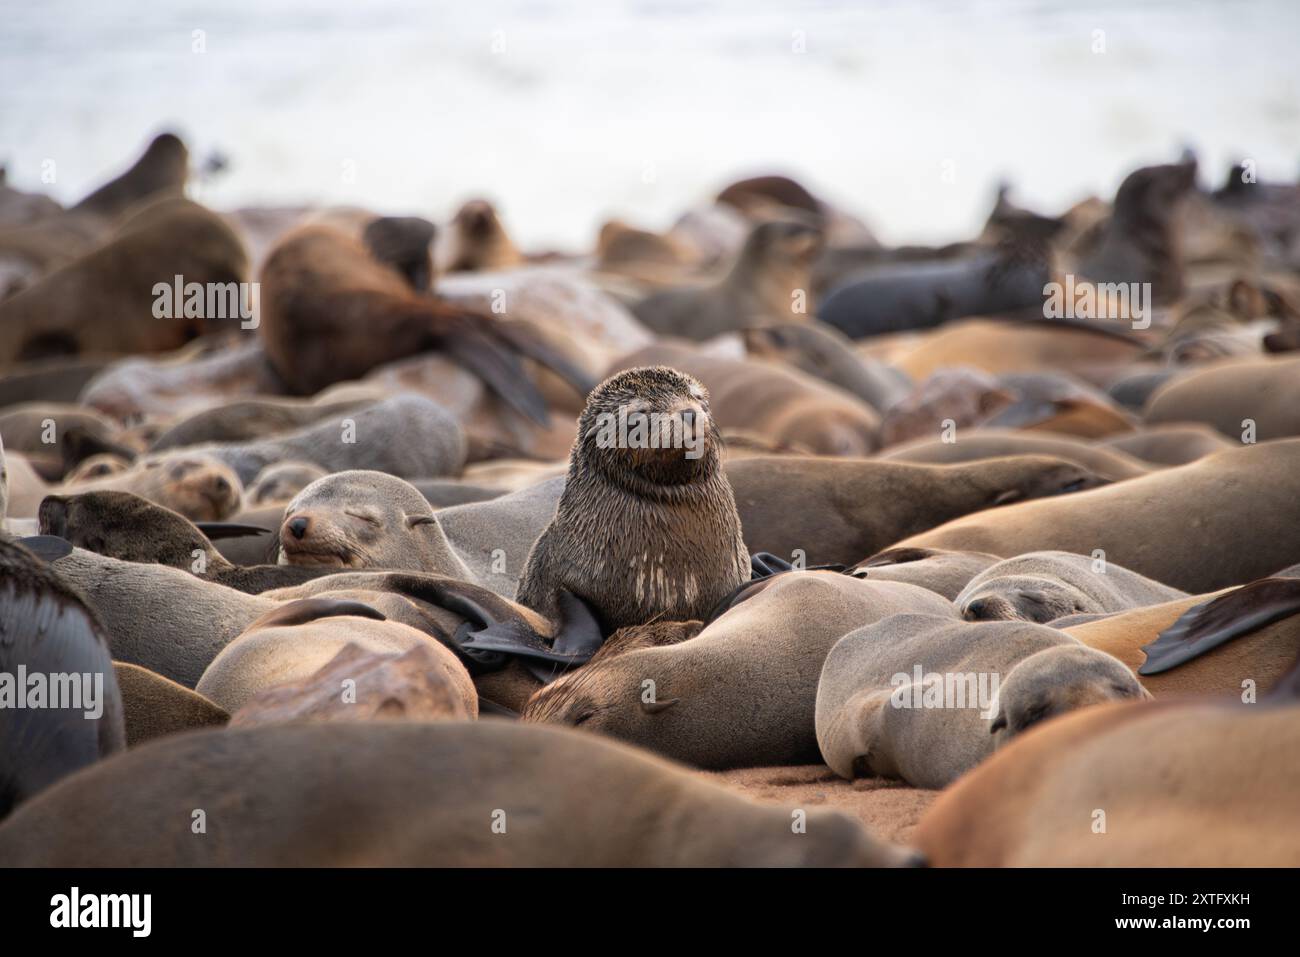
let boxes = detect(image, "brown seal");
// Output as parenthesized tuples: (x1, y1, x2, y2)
(0, 721, 921, 866)
(442, 198, 523, 272)
(0, 537, 125, 817)
(631, 218, 824, 339)
(113, 661, 228, 746)
(516, 366, 749, 632)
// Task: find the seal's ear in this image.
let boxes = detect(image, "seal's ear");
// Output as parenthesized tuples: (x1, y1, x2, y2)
(641, 697, 680, 715)
(992, 489, 1023, 507)
(37, 495, 69, 538)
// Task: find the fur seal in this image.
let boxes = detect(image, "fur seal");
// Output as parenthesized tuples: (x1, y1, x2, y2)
(879, 427, 1151, 481)
(227, 641, 476, 727)
(195, 597, 474, 715)
(1143, 354, 1300, 440)
(954, 551, 1187, 623)
(896, 439, 1300, 593)
(815, 613, 1147, 787)
(177, 393, 466, 485)
(913, 696, 1300, 866)
(0, 402, 119, 465)
(0, 537, 125, 817)
(523, 572, 956, 768)
(631, 218, 824, 339)
(1099, 423, 1233, 466)
(279, 470, 473, 579)
(611, 343, 881, 456)
(8, 451, 241, 521)
(0, 720, 919, 866)
(1066, 580, 1300, 698)
(257, 224, 588, 421)
(739, 320, 912, 413)
(149, 394, 376, 451)
(1071, 159, 1198, 305)
(846, 547, 1004, 601)
(113, 662, 228, 746)
(37, 490, 334, 593)
(516, 367, 748, 632)
(245, 460, 327, 505)
(725, 454, 1106, 566)
(818, 245, 1049, 339)
(441, 198, 523, 273)
(0, 197, 249, 363)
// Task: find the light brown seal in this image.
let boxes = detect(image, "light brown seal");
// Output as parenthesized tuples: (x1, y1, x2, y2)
(0, 721, 920, 866)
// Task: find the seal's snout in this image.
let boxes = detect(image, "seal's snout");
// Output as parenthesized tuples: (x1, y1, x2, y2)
(287, 516, 310, 540)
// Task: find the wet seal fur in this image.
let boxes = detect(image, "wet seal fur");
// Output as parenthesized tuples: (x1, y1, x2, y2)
(516, 367, 749, 632)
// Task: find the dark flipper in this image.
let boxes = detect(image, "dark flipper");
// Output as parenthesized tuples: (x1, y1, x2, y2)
(17, 535, 73, 562)
(195, 522, 273, 540)
(1139, 578, 1300, 675)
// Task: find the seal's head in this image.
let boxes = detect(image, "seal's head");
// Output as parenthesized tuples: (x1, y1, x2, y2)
(279, 469, 461, 574)
(959, 574, 1090, 624)
(247, 460, 327, 507)
(1112, 160, 1198, 226)
(738, 217, 824, 274)
(38, 490, 221, 570)
(133, 453, 242, 521)
(989, 644, 1149, 747)
(577, 367, 721, 493)
(65, 453, 131, 483)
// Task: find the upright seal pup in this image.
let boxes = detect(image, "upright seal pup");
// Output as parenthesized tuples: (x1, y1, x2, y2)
(612, 342, 882, 456)
(954, 551, 1187, 623)
(895, 440, 1300, 593)
(0, 721, 919, 866)
(257, 224, 588, 421)
(279, 470, 473, 579)
(523, 572, 956, 768)
(631, 218, 824, 340)
(516, 367, 748, 632)
(442, 198, 523, 272)
(913, 697, 1300, 866)
(815, 613, 1148, 789)
(0, 538, 125, 817)
(725, 454, 1106, 567)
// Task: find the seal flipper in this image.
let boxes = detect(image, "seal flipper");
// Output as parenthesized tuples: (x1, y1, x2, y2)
(1139, 578, 1300, 675)
(17, 534, 73, 562)
(195, 522, 273, 540)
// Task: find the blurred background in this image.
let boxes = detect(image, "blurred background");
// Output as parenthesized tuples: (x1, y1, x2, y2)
(1, 0, 1297, 249)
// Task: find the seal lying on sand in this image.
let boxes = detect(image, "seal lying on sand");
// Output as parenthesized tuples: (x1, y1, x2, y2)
(516, 367, 748, 633)
(0, 721, 921, 866)
(895, 440, 1300, 593)
(913, 693, 1300, 866)
(726, 454, 1106, 566)
(954, 551, 1187, 623)
(815, 613, 1148, 788)
(523, 572, 955, 768)
(0, 538, 125, 817)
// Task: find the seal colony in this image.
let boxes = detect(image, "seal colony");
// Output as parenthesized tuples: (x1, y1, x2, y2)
(1, 132, 1298, 867)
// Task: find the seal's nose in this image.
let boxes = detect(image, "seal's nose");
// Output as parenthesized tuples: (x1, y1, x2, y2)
(964, 598, 991, 620)
(287, 516, 310, 540)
